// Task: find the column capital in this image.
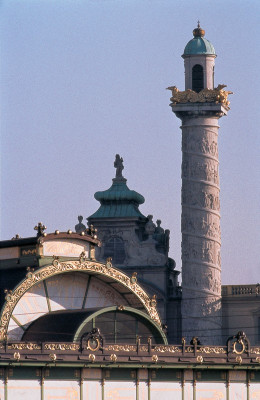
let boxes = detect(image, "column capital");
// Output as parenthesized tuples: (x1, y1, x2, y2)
(170, 102, 229, 120)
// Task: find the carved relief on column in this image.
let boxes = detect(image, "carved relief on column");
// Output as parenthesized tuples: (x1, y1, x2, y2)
(181, 291, 222, 321)
(182, 264, 221, 295)
(180, 119, 223, 343)
(182, 128, 219, 158)
(182, 235, 221, 270)
(182, 156, 219, 185)
(182, 209, 221, 241)
(182, 182, 220, 212)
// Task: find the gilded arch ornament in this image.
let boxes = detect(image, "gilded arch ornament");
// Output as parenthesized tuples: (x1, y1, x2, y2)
(0, 259, 161, 341)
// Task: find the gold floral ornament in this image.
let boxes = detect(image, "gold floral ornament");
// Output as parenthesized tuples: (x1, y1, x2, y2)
(89, 354, 95, 363)
(106, 257, 112, 268)
(236, 356, 242, 365)
(13, 352, 20, 361)
(110, 354, 117, 363)
(197, 355, 203, 364)
(49, 354, 57, 361)
(26, 267, 35, 279)
(150, 295, 157, 307)
(0, 260, 162, 341)
(130, 272, 138, 284)
(152, 355, 159, 363)
(167, 84, 233, 108)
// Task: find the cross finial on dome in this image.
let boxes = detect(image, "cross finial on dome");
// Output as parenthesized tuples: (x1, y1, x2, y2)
(193, 22, 205, 38)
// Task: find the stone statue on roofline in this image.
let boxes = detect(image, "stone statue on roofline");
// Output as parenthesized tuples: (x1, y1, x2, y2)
(75, 215, 86, 233)
(114, 154, 124, 178)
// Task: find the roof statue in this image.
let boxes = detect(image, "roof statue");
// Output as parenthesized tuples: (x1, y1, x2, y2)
(167, 84, 233, 108)
(75, 215, 86, 233)
(114, 154, 124, 179)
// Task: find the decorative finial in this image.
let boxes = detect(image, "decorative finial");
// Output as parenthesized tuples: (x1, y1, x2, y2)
(193, 22, 205, 38)
(114, 154, 124, 179)
(87, 224, 98, 239)
(34, 222, 47, 237)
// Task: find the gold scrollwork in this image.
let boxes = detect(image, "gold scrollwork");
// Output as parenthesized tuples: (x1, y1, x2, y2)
(0, 260, 162, 341)
(198, 346, 226, 354)
(153, 345, 181, 353)
(105, 345, 136, 352)
(139, 345, 148, 352)
(44, 343, 80, 351)
(251, 347, 260, 355)
(9, 343, 41, 350)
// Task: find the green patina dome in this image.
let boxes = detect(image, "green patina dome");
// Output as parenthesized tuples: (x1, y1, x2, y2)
(183, 23, 216, 56)
(89, 156, 146, 219)
(94, 182, 144, 205)
(89, 179, 145, 219)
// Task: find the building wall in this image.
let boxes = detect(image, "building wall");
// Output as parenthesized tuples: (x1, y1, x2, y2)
(222, 284, 260, 344)
(1, 367, 260, 399)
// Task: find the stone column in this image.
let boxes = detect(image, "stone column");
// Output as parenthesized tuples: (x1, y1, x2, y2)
(171, 103, 229, 344)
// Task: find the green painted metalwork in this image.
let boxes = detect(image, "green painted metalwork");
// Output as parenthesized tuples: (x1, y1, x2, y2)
(81, 276, 91, 309)
(43, 280, 51, 313)
(247, 370, 250, 400)
(193, 372, 196, 400)
(226, 370, 229, 400)
(73, 306, 167, 344)
(136, 378, 139, 400)
(148, 370, 151, 400)
(41, 377, 44, 400)
(11, 315, 25, 331)
(4, 368, 8, 400)
(182, 370, 184, 400)
(80, 369, 83, 400)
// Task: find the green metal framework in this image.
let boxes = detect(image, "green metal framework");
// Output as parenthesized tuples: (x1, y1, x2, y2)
(73, 306, 168, 344)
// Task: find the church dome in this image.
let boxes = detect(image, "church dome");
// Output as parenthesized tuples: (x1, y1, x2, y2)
(183, 23, 216, 56)
(94, 181, 145, 205)
(88, 155, 146, 219)
(89, 180, 145, 219)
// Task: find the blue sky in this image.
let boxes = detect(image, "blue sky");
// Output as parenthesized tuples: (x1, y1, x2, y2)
(1, 0, 259, 284)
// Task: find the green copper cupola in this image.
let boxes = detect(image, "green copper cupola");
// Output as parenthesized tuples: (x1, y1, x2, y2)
(88, 155, 145, 219)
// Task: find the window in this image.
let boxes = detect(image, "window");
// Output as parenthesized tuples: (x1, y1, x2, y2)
(78, 310, 164, 344)
(192, 64, 204, 92)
